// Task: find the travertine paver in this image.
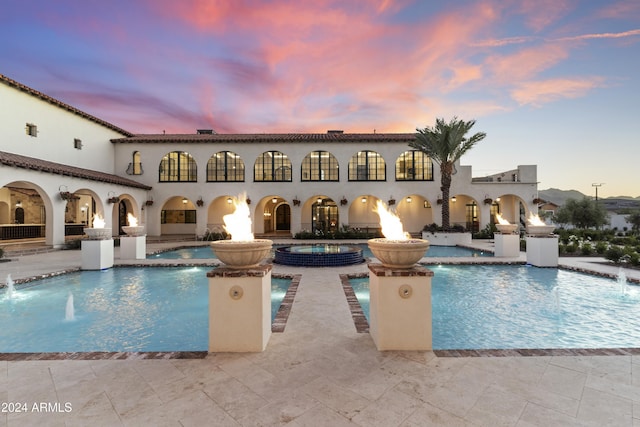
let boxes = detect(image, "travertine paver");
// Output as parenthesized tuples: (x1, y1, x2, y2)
(0, 239, 639, 426)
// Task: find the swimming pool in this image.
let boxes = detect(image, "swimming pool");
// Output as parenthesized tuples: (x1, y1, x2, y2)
(151, 243, 491, 260)
(348, 265, 640, 349)
(0, 267, 292, 353)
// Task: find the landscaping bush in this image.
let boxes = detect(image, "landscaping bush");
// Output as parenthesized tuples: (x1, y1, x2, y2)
(595, 241, 608, 254)
(0, 247, 4, 259)
(565, 244, 578, 254)
(580, 242, 593, 256)
(605, 246, 625, 263)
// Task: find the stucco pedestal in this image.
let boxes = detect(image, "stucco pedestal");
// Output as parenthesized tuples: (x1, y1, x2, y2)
(81, 239, 114, 270)
(207, 264, 272, 352)
(120, 235, 146, 260)
(494, 233, 520, 257)
(368, 263, 433, 351)
(526, 235, 559, 267)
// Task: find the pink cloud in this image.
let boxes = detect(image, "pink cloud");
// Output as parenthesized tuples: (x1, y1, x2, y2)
(485, 44, 569, 83)
(510, 77, 604, 106)
(516, 0, 575, 32)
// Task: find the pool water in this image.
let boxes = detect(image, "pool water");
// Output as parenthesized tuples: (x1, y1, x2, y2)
(350, 265, 640, 349)
(0, 267, 291, 353)
(151, 244, 491, 259)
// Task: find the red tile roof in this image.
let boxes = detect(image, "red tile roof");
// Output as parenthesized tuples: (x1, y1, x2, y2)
(0, 151, 152, 190)
(111, 133, 417, 144)
(0, 74, 134, 137)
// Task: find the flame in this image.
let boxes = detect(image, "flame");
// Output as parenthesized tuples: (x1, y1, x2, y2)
(495, 213, 511, 225)
(92, 214, 105, 228)
(374, 200, 409, 240)
(223, 192, 254, 241)
(527, 213, 546, 226)
(127, 213, 138, 227)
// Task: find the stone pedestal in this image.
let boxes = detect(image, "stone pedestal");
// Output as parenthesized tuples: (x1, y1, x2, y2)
(368, 263, 433, 351)
(494, 233, 520, 257)
(526, 235, 559, 267)
(81, 239, 114, 270)
(120, 235, 146, 259)
(207, 265, 272, 352)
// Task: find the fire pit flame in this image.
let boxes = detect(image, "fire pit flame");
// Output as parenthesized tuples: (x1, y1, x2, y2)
(375, 200, 410, 240)
(127, 213, 138, 227)
(223, 192, 254, 241)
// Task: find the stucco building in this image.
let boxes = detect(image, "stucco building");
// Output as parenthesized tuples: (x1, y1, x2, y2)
(1, 74, 539, 248)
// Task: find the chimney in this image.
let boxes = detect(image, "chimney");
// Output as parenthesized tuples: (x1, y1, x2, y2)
(327, 130, 344, 134)
(197, 129, 215, 134)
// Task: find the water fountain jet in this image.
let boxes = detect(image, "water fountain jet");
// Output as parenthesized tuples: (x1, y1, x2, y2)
(65, 292, 75, 321)
(5, 274, 15, 299)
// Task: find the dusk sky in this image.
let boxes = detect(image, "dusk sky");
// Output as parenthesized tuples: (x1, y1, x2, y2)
(2, 1, 639, 197)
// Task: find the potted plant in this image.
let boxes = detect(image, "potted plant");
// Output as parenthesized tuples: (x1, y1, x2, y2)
(293, 197, 301, 206)
(107, 196, 120, 204)
(483, 197, 493, 205)
(196, 197, 204, 207)
(340, 197, 348, 206)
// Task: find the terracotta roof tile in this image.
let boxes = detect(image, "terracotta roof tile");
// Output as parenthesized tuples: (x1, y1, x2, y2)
(0, 74, 134, 137)
(0, 151, 152, 190)
(111, 133, 417, 144)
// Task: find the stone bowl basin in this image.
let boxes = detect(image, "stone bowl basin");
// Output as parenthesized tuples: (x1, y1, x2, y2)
(367, 238, 430, 269)
(526, 225, 556, 236)
(122, 225, 145, 236)
(84, 227, 112, 240)
(210, 239, 273, 269)
(495, 223, 518, 234)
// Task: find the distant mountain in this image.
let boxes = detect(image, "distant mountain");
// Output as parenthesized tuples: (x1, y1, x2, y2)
(539, 188, 587, 205)
(539, 188, 640, 210)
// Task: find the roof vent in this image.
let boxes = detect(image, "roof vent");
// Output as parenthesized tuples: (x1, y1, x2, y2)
(327, 130, 344, 134)
(197, 129, 215, 134)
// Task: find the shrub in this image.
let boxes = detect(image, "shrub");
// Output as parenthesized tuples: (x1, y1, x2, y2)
(605, 246, 625, 263)
(64, 239, 82, 250)
(565, 244, 578, 253)
(595, 241, 608, 254)
(0, 247, 4, 259)
(580, 243, 593, 256)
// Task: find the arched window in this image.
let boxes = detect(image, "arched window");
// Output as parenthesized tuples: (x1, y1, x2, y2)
(159, 151, 197, 182)
(301, 150, 339, 181)
(126, 151, 143, 175)
(207, 151, 244, 182)
(395, 150, 433, 181)
(348, 150, 385, 181)
(254, 151, 292, 182)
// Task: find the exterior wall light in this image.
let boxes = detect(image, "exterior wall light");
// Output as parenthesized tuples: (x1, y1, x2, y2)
(406, 196, 412, 203)
(182, 198, 188, 204)
(361, 197, 367, 203)
(227, 197, 233, 204)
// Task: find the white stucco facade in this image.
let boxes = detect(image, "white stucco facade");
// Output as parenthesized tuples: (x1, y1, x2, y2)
(1, 74, 539, 247)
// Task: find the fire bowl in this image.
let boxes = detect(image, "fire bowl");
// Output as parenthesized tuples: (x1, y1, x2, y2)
(495, 223, 519, 234)
(122, 225, 145, 236)
(367, 238, 430, 269)
(84, 227, 112, 240)
(210, 239, 273, 269)
(526, 225, 556, 236)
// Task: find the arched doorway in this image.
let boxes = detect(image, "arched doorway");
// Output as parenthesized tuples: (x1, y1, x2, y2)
(275, 204, 291, 231)
(312, 197, 338, 234)
(118, 200, 128, 235)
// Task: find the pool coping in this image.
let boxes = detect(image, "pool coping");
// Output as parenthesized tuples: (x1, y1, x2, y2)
(340, 263, 640, 357)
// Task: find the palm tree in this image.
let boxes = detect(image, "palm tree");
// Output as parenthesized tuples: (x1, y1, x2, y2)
(409, 117, 486, 231)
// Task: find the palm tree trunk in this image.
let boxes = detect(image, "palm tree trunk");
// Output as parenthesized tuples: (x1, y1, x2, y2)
(440, 164, 452, 231)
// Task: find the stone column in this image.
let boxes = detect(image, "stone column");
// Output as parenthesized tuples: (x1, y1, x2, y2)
(368, 263, 433, 351)
(207, 264, 272, 352)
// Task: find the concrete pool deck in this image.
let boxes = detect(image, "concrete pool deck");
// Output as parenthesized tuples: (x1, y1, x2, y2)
(1, 239, 640, 426)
